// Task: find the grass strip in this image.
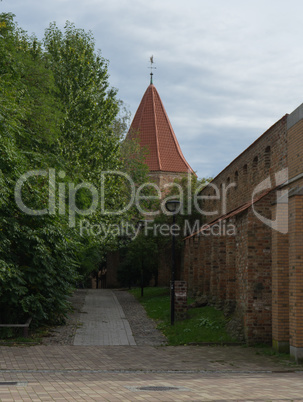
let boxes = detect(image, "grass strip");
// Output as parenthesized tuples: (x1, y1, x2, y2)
(129, 287, 237, 345)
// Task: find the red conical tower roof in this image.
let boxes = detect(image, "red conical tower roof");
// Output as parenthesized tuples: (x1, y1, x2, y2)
(127, 84, 195, 174)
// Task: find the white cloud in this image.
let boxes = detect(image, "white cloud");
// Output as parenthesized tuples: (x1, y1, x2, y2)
(2, 0, 303, 178)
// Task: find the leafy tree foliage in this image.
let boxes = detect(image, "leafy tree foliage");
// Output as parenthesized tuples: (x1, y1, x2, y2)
(43, 22, 120, 178)
(118, 232, 158, 287)
(118, 175, 210, 288)
(0, 14, 148, 330)
(0, 14, 79, 327)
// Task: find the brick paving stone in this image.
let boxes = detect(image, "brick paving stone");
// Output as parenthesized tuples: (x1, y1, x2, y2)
(1, 344, 303, 400)
(0, 344, 297, 373)
(1, 370, 303, 400)
(1, 287, 303, 400)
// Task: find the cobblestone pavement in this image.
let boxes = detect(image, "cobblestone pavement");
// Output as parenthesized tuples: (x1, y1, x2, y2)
(1, 289, 303, 401)
(114, 289, 167, 346)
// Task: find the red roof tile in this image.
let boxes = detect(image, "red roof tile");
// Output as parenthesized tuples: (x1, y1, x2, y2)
(127, 84, 194, 174)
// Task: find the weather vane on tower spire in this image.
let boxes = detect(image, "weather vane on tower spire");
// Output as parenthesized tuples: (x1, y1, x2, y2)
(149, 55, 156, 85)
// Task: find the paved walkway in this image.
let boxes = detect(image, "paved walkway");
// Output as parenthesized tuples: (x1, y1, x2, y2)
(73, 290, 136, 346)
(1, 289, 303, 401)
(1, 344, 303, 401)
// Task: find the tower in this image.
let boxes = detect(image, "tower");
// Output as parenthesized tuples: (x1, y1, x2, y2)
(126, 76, 195, 189)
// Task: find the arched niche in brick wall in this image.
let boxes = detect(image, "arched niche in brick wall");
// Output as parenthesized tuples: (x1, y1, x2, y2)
(234, 170, 239, 188)
(265, 146, 271, 170)
(253, 155, 259, 169)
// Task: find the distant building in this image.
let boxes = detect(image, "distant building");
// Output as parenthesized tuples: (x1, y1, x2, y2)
(126, 82, 195, 188)
(107, 80, 194, 288)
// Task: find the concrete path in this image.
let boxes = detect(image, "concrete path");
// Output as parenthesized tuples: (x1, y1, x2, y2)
(73, 289, 136, 346)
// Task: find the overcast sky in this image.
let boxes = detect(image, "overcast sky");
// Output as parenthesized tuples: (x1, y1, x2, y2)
(2, 0, 303, 178)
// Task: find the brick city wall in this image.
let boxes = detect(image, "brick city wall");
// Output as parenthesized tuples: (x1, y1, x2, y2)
(182, 115, 288, 344)
(183, 197, 273, 344)
(181, 102, 303, 360)
(285, 105, 303, 361)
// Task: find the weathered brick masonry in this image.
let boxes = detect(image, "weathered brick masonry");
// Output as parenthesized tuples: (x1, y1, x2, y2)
(182, 103, 303, 362)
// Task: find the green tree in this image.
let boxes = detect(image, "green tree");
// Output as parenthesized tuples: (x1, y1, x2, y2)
(0, 13, 80, 328)
(117, 174, 210, 288)
(0, 13, 164, 331)
(43, 21, 120, 179)
(43, 21, 145, 237)
(0, 15, 137, 329)
(118, 232, 158, 287)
